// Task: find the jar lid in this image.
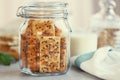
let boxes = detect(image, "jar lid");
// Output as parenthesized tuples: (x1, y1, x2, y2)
(17, 2, 68, 18)
(24, 2, 68, 8)
(99, 0, 116, 9)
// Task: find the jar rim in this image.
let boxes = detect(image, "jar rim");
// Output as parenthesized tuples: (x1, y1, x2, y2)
(17, 2, 68, 18)
(24, 2, 68, 8)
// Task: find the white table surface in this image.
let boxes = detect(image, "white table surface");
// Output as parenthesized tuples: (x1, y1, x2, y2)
(0, 63, 102, 80)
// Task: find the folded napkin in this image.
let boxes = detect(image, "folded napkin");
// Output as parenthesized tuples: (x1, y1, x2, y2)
(71, 47, 120, 80)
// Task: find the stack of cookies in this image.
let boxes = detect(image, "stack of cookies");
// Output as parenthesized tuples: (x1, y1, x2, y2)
(21, 19, 67, 73)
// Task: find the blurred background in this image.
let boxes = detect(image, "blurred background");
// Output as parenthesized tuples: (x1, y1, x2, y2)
(0, 0, 120, 33)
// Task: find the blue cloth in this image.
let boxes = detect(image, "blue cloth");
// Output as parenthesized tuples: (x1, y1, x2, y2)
(75, 51, 95, 68)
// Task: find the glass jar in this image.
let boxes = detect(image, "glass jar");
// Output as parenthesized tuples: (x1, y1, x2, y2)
(90, 0, 120, 49)
(17, 2, 71, 76)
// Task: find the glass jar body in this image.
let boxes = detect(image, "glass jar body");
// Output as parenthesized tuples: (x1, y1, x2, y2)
(19, 18, 70, 76)
(90, 0, 120, 49)
(91, 18, 120, 49)
(94, 27, 120, 48)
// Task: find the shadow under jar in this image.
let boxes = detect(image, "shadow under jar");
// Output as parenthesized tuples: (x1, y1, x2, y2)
(17, 2, 71, 76)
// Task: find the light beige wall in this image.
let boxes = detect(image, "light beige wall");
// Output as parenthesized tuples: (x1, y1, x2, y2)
(1, 0, 120, 30)
(0, 0, 93, 31)
(68, 0, 92, 31)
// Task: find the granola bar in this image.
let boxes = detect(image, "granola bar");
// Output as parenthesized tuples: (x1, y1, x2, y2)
(39, 36, 60, 73)
(60, 37, 67, 72)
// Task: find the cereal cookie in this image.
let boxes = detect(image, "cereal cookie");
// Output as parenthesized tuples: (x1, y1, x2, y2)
(39, 36, 60, 73)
